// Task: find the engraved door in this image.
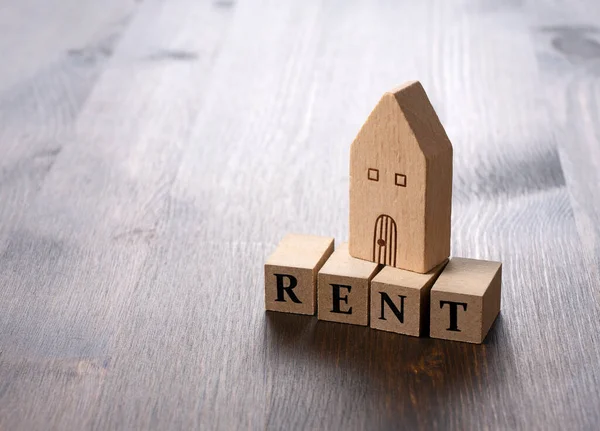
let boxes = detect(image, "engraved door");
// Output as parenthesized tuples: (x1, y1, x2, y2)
(373, 214, 397, 266)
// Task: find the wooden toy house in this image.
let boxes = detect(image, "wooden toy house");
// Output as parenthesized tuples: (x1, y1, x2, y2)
(349, 81, 453, 274)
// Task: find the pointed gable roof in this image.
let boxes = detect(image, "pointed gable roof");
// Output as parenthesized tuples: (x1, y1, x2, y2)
(387, 81, 452, 159)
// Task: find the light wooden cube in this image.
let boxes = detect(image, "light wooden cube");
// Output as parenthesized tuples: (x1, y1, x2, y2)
(430, 257, 502, 344)
(370, 261, 446, 336)
(265, 234, 334, 315)
(317, 243, 381, 326)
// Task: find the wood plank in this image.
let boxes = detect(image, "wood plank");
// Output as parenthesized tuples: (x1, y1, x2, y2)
(0, 1, 234, 429)
(89, 1, 333, 427)
(0, 0, 139, 253)
(526, 0, 600, 279)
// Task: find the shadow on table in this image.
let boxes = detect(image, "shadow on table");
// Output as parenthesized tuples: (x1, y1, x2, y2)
(264, 311, 506, 427)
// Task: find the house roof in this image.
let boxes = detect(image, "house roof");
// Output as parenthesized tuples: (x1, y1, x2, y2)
(382, 81, 453, 159)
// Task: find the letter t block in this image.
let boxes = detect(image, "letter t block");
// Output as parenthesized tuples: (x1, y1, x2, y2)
(430, 257, 502, 344)
(265, 234, 334, 315)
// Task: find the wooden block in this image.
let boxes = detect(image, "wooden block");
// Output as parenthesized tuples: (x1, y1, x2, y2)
(317, 243, 381, 326)
(430, 258, 502, 344)
(265, 234, 334, 315)
(349, 81, 453, 274)
(370, 261, 446, 336)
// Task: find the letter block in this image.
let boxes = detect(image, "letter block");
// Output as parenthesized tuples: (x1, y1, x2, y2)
(370, 261, 447, 336)
(317, 243, 381, 326)
(430, 258, 502, 344)
(265, 234, 334, 315)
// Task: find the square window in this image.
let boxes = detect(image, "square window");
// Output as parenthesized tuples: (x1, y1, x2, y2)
(395, 173, 407, 187)
(368, 168, 379, 181)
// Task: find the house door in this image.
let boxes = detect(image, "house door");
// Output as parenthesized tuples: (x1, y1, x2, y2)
(373, 214, 397, 266)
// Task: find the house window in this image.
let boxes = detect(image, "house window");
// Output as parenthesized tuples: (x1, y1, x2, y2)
(395, 173, 407, 187)
(368, 168, 379, 181)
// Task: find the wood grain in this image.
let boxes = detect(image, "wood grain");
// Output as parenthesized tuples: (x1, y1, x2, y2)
(0, 0, 139, 253)
(0, 0, 234, 429)
(1, 0, 599, 429)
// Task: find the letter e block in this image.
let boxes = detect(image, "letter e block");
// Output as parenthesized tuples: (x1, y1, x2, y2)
(370, 261, 446, 336)
(265, 234, 334, 315)
(430, 258, 502, 344)
(317, 243, 381, 326)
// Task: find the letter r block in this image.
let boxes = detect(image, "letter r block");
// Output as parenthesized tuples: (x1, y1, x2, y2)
(430, 258, 502, 344)
(265, 234, 334, 315)
(317, 243, 380, 326)
(370, 261, 446, 336)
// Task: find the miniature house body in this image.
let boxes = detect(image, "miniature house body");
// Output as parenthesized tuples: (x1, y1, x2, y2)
(349, 81, 453, 274)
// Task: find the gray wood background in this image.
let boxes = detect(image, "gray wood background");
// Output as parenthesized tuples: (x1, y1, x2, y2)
(1, 0, 599, 429)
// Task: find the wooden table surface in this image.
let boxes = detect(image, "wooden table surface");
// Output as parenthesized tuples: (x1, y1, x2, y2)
(1, 0, 600, 429)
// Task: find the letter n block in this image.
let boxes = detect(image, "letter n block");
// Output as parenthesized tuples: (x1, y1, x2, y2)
(370, 262, 446, 336)
(430, 258, 502, 344)
(265, 234, 334, 315)
(317, 243, 381, 326)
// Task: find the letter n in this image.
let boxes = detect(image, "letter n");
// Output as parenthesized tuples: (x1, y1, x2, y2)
(379, 292, 406, 323)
